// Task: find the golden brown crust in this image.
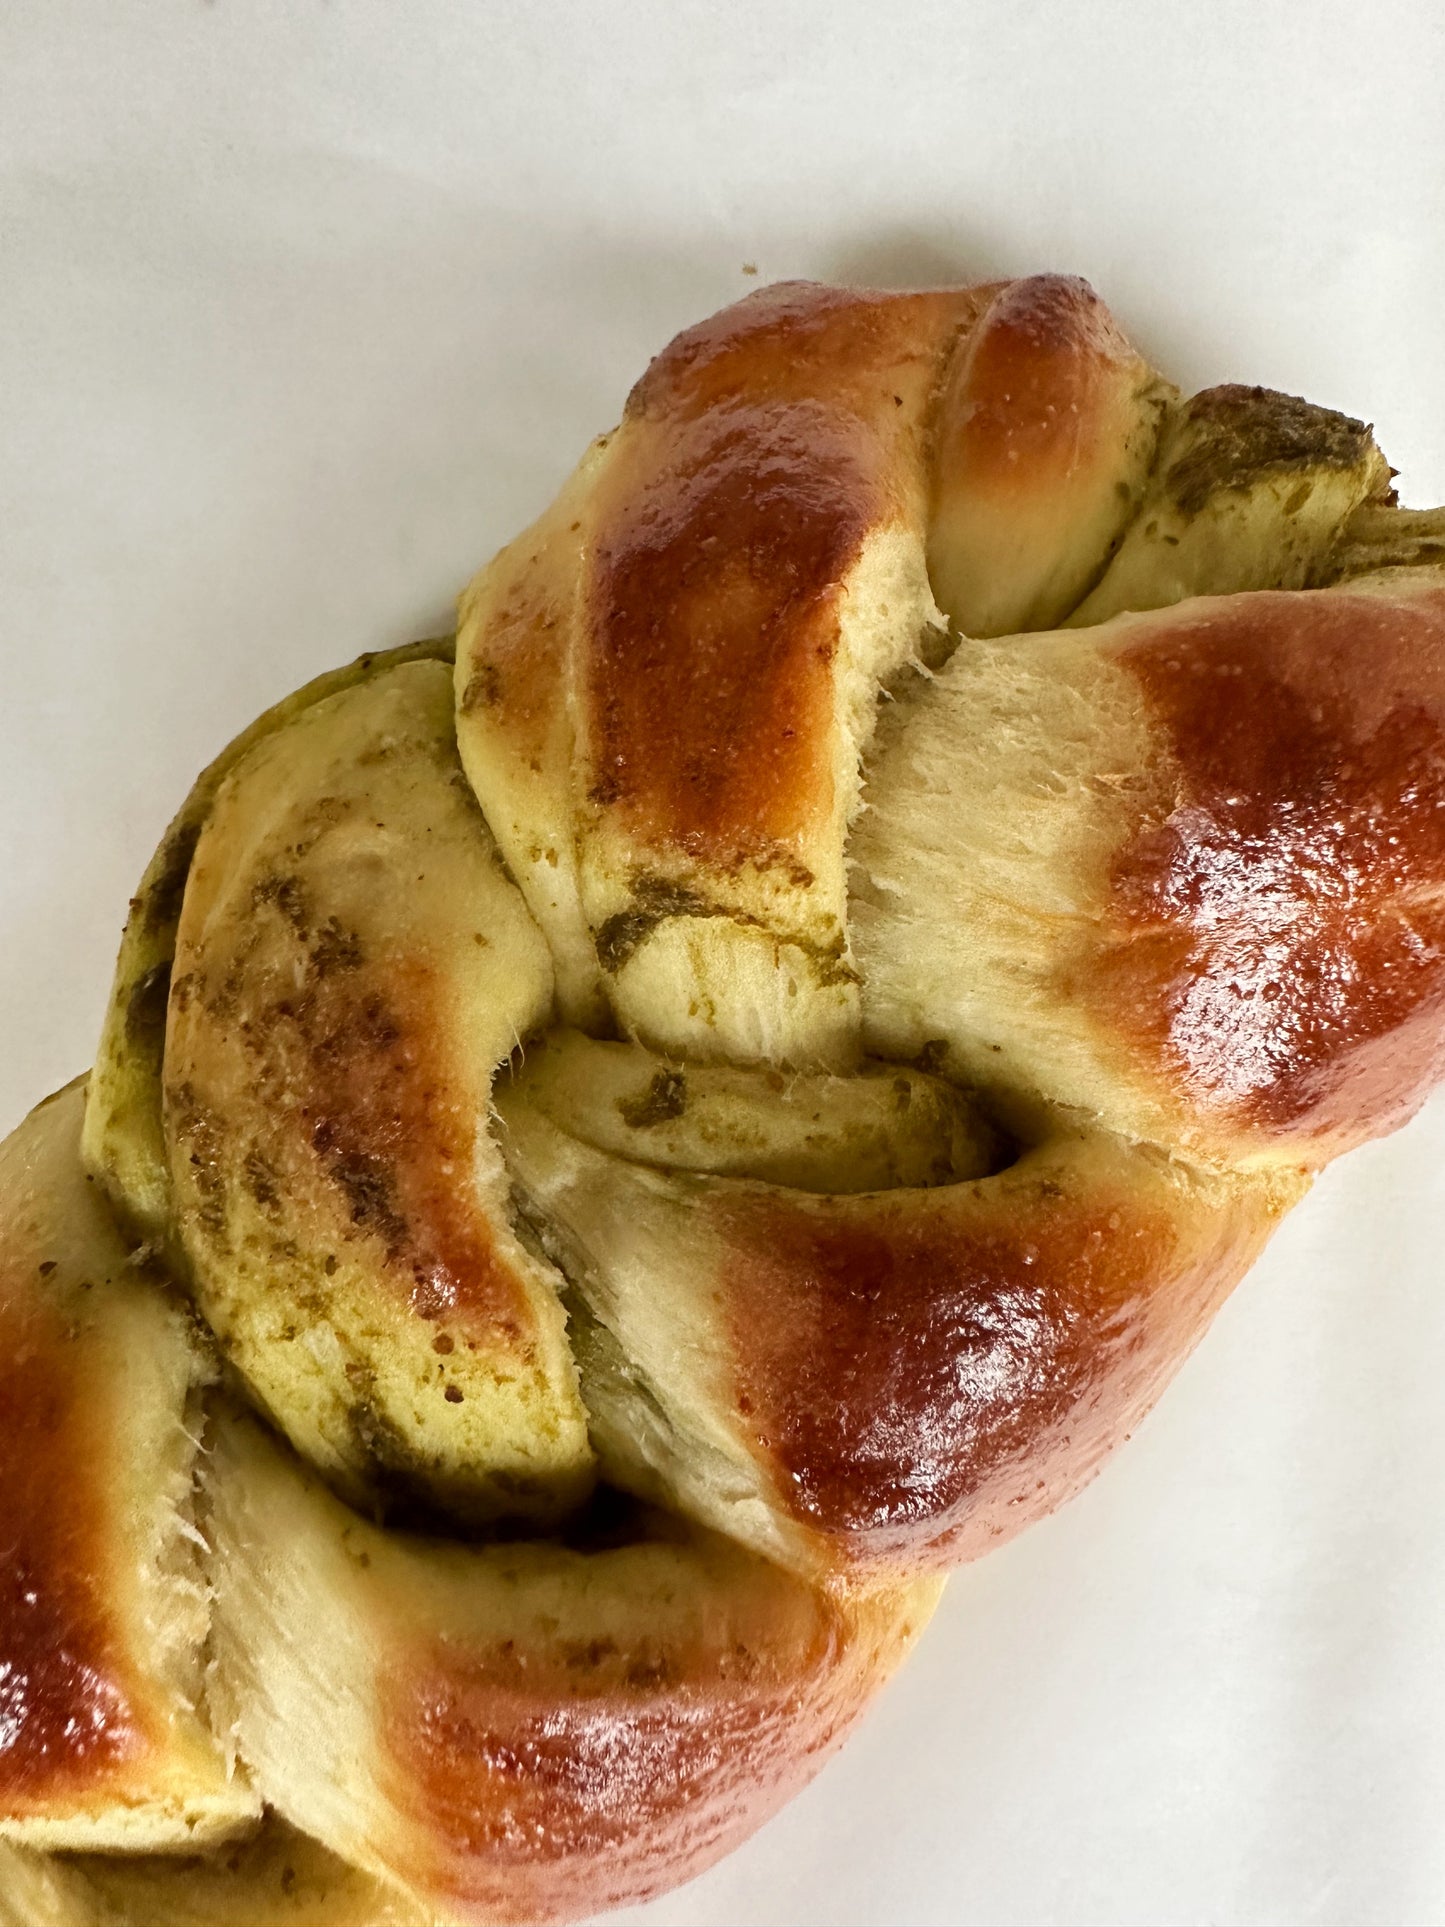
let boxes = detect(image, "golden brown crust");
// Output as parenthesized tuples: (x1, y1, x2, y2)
(622, 278, 991, 429)
(0, 1083, 254, 1845)
(457, 520, 574, 783)
(928, 275, 1170, 635)
(381, 1580, 904, 1923)
(164, 671, 539, 1328)
(205, 1412, 936, 1927)
(586, 282, 988, 868)
(1099, 578, 1445, 1156)
(936, 275, 1139, 495)
(713, 1146, 1291, 1566)
(588, 402, 858, 864)
(0, 1287, 151, 1805)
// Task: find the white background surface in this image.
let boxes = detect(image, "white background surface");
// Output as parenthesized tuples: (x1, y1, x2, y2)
(4, 4, 1445, 1923)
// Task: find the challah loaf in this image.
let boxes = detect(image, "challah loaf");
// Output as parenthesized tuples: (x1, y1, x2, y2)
(4, 272, 1445, 1923)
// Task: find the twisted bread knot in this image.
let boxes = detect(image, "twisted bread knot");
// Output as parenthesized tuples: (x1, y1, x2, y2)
(5, 275, 1445, 1926)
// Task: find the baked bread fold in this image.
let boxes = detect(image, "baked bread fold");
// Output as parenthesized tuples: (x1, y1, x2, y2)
(0, 1084, 256, 1854)
(162, 658, 590, 1530)
(6, 273, 1445, 1922)
(204, 1412, 935, 1925)
(498, 1053, 1297, 1575)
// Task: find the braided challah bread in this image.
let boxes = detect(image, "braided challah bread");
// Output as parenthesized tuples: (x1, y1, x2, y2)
(5, 273, 1445, 1923)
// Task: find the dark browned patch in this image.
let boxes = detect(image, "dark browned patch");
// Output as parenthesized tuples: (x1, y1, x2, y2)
(139, 821, 203, 939)
(460, 662, 504, 714)
(913, 1039, 950, 1076)
(166, 1079, 230, 1240)
(1165, 385, 1375, 518)
(242, 1148, 280, 1213)
(123, 961, 172, 1052)
(617, 1070, 688, 1129)
(249, 873, 309, 932)
(309, 918, 364, 977)
(593, 878, 718, 974)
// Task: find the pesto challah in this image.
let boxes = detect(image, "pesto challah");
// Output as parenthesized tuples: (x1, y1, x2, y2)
(5, 275, 1445, 1924)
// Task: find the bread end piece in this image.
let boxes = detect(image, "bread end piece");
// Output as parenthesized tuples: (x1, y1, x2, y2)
(0, 1083, 258, 1852)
